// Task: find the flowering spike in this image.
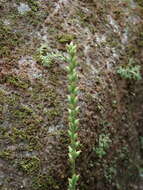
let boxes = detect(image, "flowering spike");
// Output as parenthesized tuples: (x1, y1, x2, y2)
(67, 42, 81, 190)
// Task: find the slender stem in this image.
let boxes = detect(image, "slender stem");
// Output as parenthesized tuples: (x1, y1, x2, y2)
(66, 42, 81, 190)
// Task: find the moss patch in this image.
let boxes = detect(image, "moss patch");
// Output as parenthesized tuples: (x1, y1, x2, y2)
(19, 156, 40, 174)
(32, 174, 60, 190)
(0, 21, 23, 58)
(57, 33, 76, 43)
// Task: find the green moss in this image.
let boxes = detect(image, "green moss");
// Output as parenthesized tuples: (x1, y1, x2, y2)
(7, 124, 44, 151)
(106, 35, 121, 48)
(25, 11, 44, 26)
(7, 94, 20, 108)
(0, 105, 3, 114)
(0, 89, 6, 104)
(135, 0, 143, 7)
(31, 85, 62, 119)
(137, 32, 143, 47)
(19, 156, 40, 174)
(76, 9, 92, 27)
(126, 44, 138, 56)
(32, 87, 60, 106)
(93, 133, 111, 159)
(12, 105, 33, 120)
(0, 0, 44, 63)
(13, 110, 28, 120)
(102, 162, 117, 184)
(6, 75, 29, 89)
(77, 10, 87, 21)
(0, 89, 6, 96)
(32, 174, 60, 190)
(0, 150, 13, 160)
(46, 108, 60, 121)
(0, 81, 62, 151)
(57, 33, 75, 43)
(7, 128, 28, 144)
(0, 21, 23, 58)
(26, 0, 39, 12)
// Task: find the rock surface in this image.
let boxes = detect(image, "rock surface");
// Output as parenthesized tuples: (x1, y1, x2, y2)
(0, 0, 143, 189)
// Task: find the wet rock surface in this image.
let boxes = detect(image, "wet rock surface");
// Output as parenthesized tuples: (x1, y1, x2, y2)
(0, 0, 143, 189)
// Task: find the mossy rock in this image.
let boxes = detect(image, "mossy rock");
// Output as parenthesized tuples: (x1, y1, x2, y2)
(32, 174, 60, 190)
(0, 22, 23, 58)
(19, 156, 40, 174)
(135, 0, 143, 7)
(0, 0, 142, 189)
(5, 75, 29, 89)
(57, 33, 76, 43)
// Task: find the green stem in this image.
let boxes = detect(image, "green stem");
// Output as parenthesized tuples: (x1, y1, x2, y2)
(66, 42, 81, 190)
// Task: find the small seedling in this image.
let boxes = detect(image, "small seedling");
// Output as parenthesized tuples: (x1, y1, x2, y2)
(93, 133, 111, 159)
(37, 44, 64, 67)
(117, 59, 141, 80)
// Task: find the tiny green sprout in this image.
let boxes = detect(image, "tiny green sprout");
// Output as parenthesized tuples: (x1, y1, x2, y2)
(117, 58, 142, 81)
(38, 44, 64, 67)
(94, 133, 111, 159)
(66, 42, 81, 190)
